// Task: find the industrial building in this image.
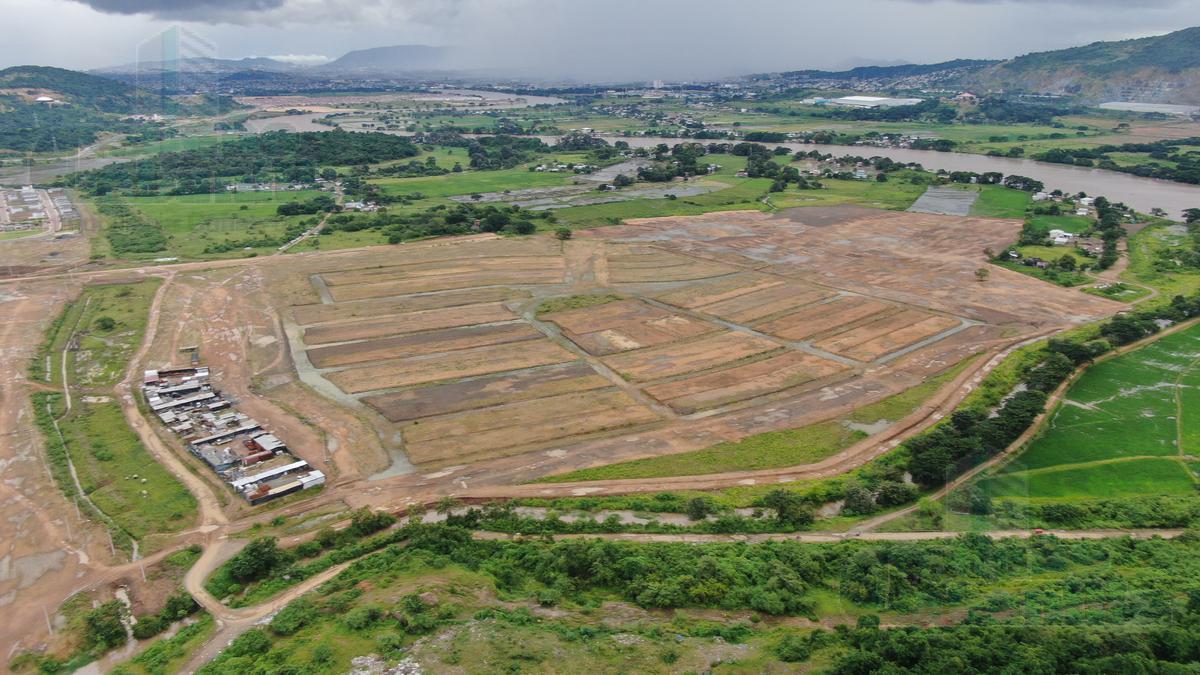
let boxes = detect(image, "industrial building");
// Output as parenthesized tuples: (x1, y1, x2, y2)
(142, 365, 324, 504)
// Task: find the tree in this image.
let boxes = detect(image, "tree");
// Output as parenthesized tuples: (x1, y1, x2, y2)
(974, 268, 990, 282)
(554, 227, 572, 240)
(94, 316, 116, 331)
(84, 601, 127, 650)
(1185, 208, 1200, 224)
(613, 173, 634, 188)
(227, 536, 282, 582)
(685, 496, 716, 521)
(761, 490, 814, 527)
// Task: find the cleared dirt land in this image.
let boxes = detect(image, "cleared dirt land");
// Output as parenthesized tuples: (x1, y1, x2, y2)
(277, 206, 1124, 474)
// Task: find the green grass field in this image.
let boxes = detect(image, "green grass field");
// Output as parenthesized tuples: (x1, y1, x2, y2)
(970, 186, 1032, 219)
(68, 281, 160, 388)
(32, 280, 197, 548)
(60, 401, 198, 540)
(372, 166, 574, 198)
(539, 358, 974, 482)
(980, 323, 1200, 501)
(124, 190, 324, 259)
(1029, 214, 1093, 234)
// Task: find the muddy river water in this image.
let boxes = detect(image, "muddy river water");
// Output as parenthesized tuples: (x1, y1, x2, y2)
(13, 108, 1200, 219)
(245, 113, 1200, 218)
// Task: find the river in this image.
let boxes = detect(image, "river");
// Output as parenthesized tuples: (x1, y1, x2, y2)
(17, 108, 1200, 219)
(584, 137, 1200, 220)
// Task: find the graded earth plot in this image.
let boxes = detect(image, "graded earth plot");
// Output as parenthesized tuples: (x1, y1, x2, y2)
(585, 207, 1122, 326)
(601, 330, 781, 382)
(642, 350, 852, 414)
(273, 205, 1125, 475)
(605, 244, 737, 283)
(541, 297, 716, 355)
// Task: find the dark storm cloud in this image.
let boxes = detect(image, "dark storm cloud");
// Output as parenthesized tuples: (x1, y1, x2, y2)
(72, 0, 284, 15)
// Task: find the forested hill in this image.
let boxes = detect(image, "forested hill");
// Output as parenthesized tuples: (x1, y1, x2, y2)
(0, 65, 167, 113)
(961, 26, 1200, 104)
(768, 59, 996, 81)
(63, 130, 420, 194)
(0, 66, 243, 152)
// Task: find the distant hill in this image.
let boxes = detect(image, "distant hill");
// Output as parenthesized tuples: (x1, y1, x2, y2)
(93, 56, 301, 76)
(0, 65, 156, 113)
(961, 26, 1200, 103)
(771, 59, 997, 82)
(318, 45, 450, 73)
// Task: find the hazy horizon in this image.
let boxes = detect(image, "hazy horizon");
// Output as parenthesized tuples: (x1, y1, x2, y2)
(3, 0, 1200, 81)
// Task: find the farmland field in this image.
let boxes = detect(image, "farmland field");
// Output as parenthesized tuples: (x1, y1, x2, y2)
(980, 322, 1200, 501)
(273, 204, 1121, 478)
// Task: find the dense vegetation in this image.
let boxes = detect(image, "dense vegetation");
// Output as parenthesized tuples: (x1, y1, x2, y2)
(322, 201, 553, 243)
(413, 130, 548, 169)
(1035, 138, 1200, 185)
(63, 130, 419, 195)
(194, 523, 1200, 673)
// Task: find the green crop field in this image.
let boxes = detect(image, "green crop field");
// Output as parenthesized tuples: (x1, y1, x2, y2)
(979, 323, 1200, 501)
(979, 457, 1196, 501)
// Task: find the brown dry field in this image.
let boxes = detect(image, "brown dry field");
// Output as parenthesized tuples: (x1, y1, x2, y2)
(401, 389, 664, 466)
(643, 351, 852, 413)
(543, 298, 716, 355)
(601, 331, 783, 382)
(291, 287, 527, 326)
(364, 362, 611, 422)
(303, 302, 518, 344)
(758, 296, 894, 340)
(693, 282, 837, 324)
(307, 321, 541, 368)
(327, 340, 577, 393)
(814, 309, 960, 360)
(651, 272, 783, 309)
(270, 205, 1124, 476)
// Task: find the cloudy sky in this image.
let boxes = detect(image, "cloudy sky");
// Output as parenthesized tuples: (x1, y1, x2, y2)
(3, 0, 1200, 80)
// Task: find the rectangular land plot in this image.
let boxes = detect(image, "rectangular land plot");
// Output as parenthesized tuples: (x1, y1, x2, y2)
(606, 247, 735, 283)
(833, 314, 960, 362)
(643, 351, 851, 413)
(291, 287, 527, 327)
(303, 302, 517, 345)
(327, 340, 576, 393)
(697, 283, 837, 324)
(602, 331, 781, 382)
(652, 273, 784, 309)
(363, 362, 612, 422)
(403, 389, 662, 466)
(544, 298, 717, 355)
(329, 268, 565, 301)
(757, 296, 895, 341)
(320, 256, 563, 287)
(307, 322, 542, 368)
(815, 309, 948, 358)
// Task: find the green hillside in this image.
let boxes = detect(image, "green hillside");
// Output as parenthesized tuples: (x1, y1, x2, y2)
(963, 26, 1200, 103)
(0, 66, 240, 153)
